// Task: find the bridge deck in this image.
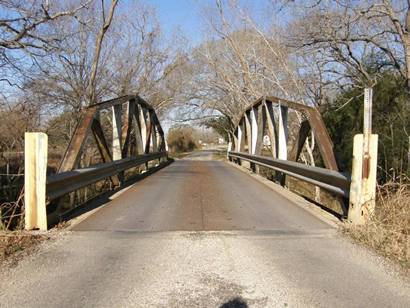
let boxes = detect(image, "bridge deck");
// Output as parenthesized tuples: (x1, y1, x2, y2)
(1, 151, 409, 307)
(73, 151, 330, 232)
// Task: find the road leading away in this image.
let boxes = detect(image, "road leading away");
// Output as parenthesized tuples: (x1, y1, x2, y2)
(1, 151, 409, 307)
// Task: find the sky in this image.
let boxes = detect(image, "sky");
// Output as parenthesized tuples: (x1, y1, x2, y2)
(122, 0, 275, 132)
(141, 0, 274, 47)
(144, 0, 204, 46)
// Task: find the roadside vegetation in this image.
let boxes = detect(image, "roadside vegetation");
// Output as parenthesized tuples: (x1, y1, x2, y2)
(323, 72, 410, 269)
(167, 126, 199, 155)
(344, 183, 410, 270)
(167, 125, 222, 157)
(0, 231, 48, 267)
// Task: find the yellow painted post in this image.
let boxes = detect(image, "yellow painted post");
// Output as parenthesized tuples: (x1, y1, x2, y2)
(348, 134, 378, 224)
(24, 132, 48, 230)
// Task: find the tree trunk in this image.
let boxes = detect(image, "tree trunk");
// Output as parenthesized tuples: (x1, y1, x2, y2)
(87, 0, 118, 105)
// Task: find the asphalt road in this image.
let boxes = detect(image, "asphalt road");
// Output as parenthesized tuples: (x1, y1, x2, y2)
(73, 151, 330, 232)
(1, 151, 409, 307)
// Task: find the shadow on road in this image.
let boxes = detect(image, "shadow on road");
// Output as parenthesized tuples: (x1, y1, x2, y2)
(220, 297, 248, 308)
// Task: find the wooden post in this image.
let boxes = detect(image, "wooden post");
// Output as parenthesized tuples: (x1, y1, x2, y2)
(24, 132, 48, 231)
(348, 88, 378, 224)
(348, 134, 378, 224)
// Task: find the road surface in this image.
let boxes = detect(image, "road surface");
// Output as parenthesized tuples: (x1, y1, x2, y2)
(1, 151, 409, 307)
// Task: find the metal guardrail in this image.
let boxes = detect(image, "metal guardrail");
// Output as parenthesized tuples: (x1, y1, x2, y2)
(47, 152, 167, 201)
(228, 151, 350, 198)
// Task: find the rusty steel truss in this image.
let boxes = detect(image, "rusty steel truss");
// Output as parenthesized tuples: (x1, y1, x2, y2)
(48, 94, 168, 203)
(228, 96, 350, 200)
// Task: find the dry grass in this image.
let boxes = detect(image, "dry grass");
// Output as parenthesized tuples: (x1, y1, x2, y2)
(343, 182, 410, 269)
(0, 189, 24, 231)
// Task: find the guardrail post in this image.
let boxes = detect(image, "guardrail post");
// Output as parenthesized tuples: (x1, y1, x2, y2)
(348, 134, 378, 224)
(24, 132, 48, 231)
(348, 89, 378, 224)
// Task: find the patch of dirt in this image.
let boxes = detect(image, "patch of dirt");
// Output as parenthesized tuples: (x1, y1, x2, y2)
(0, 231, 50, 268)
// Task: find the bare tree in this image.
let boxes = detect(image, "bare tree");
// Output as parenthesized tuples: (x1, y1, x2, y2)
(21, 0, 189, 117)
(87, 0, 118, 105)
(183, 0, 303, 127)
(0, 0, 91, 88)
(286, 0, 410, 89)
(0, 0, 90, 50)
(107, 5, 191, 114)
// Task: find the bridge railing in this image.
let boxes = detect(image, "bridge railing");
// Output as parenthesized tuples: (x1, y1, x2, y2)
(47, 152, 166, 201)
(24, 94, 169, 230)
(228, 151, 350, 198)
(228, 95, 378, 224)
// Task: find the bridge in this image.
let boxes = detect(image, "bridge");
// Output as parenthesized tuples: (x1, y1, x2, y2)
(1, 94, 408, 307)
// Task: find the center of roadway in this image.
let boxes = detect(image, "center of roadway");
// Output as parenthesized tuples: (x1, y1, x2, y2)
(73, 150, 331, 233)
